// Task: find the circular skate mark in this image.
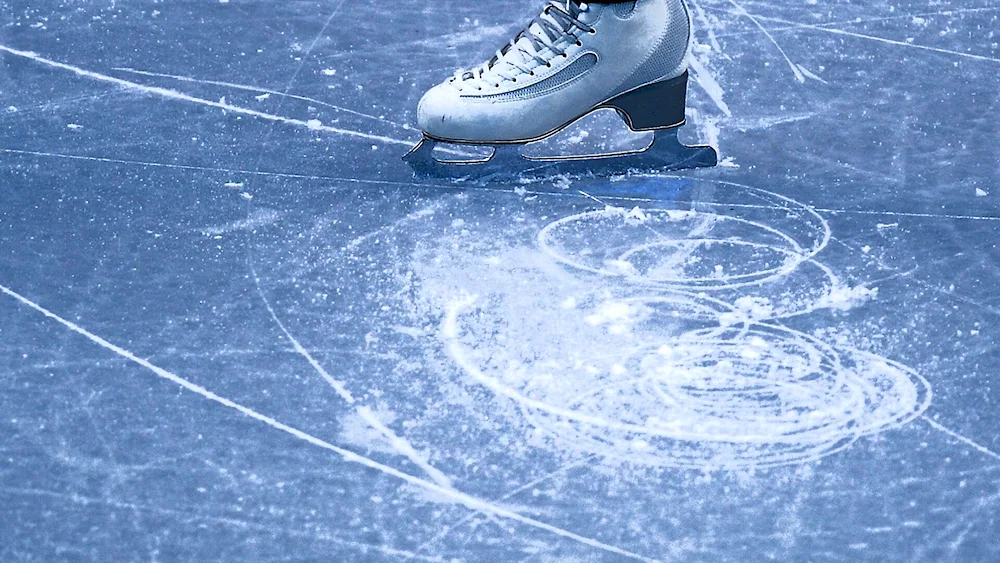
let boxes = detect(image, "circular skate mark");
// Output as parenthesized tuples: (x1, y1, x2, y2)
(538, 185, 830, 291)
(443, 297, 931, 469)
(426, 178, 928, 469)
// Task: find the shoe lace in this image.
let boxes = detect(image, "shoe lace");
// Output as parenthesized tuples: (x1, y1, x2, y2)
(452, 1, 594, 91)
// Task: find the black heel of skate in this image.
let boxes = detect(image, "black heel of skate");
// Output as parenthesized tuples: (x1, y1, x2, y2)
(601, 72, 690, 131)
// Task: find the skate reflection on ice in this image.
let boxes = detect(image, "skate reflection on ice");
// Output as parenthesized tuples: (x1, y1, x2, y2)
(404, 129, 717, 181)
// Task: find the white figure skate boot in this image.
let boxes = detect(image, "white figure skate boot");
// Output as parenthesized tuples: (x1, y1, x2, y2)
(404, 0, 716, 179)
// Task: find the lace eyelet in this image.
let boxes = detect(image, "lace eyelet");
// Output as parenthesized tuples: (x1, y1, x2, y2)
(576, 40, 582, 47)
(589, 28, 597, 34)
(546, 62, 552, 68)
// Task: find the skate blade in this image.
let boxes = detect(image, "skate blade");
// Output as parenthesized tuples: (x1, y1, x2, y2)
(402, 128, 718, 182)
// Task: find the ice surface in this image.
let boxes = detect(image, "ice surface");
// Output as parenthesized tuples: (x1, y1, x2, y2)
(1, 0, 999, 561)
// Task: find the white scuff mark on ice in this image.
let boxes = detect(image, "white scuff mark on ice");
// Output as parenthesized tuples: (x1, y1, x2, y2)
(877, 222, 899, 230)
(796, 64, 827, 83)
(732, 113, 815, 132)
(689, 108, 723, 155)
(306, 119, 323, 130)
(551, 175, 573, 190)
(688, 0, 723, 53)
(339, 408, 401, 455)
(625, 207, 649, 223)
(392, 326, 426, 339)
(605, 259, 640, 276)
(976, 188, 988, 197)
(733, 296, 775, 321)
(584, 300, 641, 328)
(849, 543, 870, 550)
(224, 181, 244, 189)
(254, 93, 270, 101)
(201, 208, 282, 236)
(240, 192, 253, 200)
(815, 284, 878, 312)
(666, 209, 697, 221)
(67, 123, 83, 130)
(418, 24, 510, 49)
(689, 56, 732, 117)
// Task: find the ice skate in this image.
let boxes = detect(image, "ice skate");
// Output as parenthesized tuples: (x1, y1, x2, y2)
(403, 0, 717, 180)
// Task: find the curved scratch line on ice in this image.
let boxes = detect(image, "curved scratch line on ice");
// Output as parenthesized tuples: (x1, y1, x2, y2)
(443, 296, 928, 447)
(246, 261, 454, 490)
(0, 148, 465, 191)
(443, 295, 656, 432)
(536, 202, 831, 291)
(12, 146, 996, 222)
(341, 203, 442, 254)
(724, 0, 806, 83)
(688, 57, 732, 117)
(0, 283, 657, 563)
(416, 454, 597, 555)
(111, 67, 411, 130)
(0, 45, 413, 148)
(238, 0, 450, 492)
(921, 416, 1000, 461)
(687, 0, 723, 54)
(715, 7, 1000, 40)
(760, 16, 1000, 65)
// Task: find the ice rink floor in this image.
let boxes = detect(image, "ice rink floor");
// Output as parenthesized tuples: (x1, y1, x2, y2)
(1, 0, 999, 561)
